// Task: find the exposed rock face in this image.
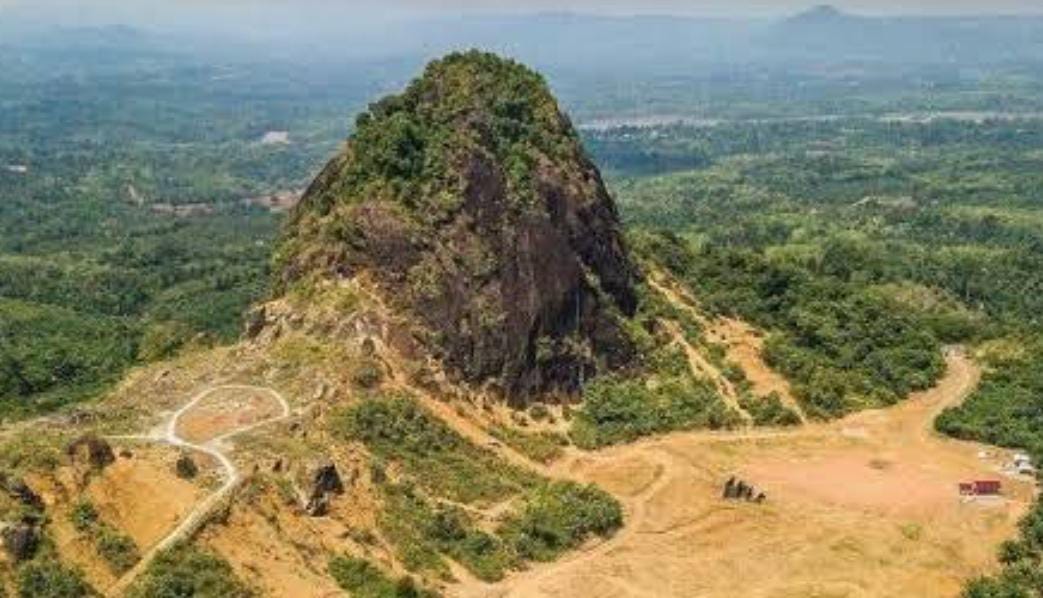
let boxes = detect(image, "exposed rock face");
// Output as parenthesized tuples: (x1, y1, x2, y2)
(1, 522, 39, 562)
(66, 434, 116, 470)
(277, 51, 639, 402)
(0, 475, 42, 510)
(297, 459, 345, 517)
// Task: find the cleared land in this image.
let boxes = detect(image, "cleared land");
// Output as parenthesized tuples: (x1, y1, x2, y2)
(456, 352, 1036, 598)
(106, 384, 290, 596)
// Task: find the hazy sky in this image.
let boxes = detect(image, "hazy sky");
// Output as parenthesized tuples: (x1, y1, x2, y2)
(4, 0, 1043, 21)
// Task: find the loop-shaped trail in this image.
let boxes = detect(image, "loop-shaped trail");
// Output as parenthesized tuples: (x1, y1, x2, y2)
(106, 385, 290, 597)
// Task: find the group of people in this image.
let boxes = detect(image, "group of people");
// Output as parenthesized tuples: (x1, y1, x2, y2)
(722, 476, 766, 503)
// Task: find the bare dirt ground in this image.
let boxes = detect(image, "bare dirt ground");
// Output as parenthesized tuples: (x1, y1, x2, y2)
(455, 351, 1036, 598)
(708, 317, 807, 421)
(37, 445, 208, 592)
(105, 385, 291, 596)
(175, 386, 286, 444)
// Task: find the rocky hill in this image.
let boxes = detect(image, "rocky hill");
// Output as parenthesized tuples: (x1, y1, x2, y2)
(276, 51, 639, 402)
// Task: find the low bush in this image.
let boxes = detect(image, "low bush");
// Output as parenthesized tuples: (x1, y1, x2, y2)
(328, 555, 436, 598)
(69, 500, 98, 533)
(739, 392, 802, 427)
(66, 498, 140, 574)
(500, 481, 623, 562)
(379, 484, 513, 581)
(489, 426, 566, 464)
(17, 561, 92, 598)
(336, 395, 536, 504)
(570, 375, 739, 448)
(97, 528, 140, 574)
(127, 544, 252, 598)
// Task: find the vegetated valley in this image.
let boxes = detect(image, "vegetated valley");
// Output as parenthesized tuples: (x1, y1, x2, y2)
(1, 7, 1043, 597)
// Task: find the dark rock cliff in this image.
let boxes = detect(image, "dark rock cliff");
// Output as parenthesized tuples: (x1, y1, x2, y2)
(276, 51, 639, 402)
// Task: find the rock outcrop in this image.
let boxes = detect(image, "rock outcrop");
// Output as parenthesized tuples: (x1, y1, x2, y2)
(297, 459, 345, 517)
(0, 475, 42, 510)
(175, 453, 199, 479)
(1, 521, 39, 562)
(66, 434, 116, 471)
(276, 51, 639, 403)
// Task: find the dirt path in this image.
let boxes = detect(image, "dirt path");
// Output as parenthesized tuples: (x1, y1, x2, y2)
(454, 351, 1036, 598)
(660, 319, 751, 424)
(106, 385, 290, 597)
(708, 317, 807, 422)
(646, 274, 712, 328)
(649, 271, 805, 422)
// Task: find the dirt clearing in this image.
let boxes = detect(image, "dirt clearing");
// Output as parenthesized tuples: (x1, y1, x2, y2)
(175, 386, 285, 444)
(455, 352, 1035, 598)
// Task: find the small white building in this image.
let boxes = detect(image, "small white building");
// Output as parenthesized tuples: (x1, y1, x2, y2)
(1013, 453, 1036, 476)
(4, 165, 28, 174)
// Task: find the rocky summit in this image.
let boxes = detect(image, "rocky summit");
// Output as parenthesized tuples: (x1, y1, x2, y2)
(276, 51, 639, 401)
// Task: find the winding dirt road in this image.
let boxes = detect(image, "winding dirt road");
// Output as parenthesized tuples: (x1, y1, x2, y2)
(106, 385, 290, 597)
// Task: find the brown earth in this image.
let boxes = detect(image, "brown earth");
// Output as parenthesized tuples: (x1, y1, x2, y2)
(707, 317, 807, 421)
(175, 387, 285, 444)
(454, 351, 1036, 598)
(38, 446, 208, 592)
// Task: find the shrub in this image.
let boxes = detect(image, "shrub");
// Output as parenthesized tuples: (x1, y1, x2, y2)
(336, 395, 535, 504)
(528, 404, 550, 422)
(379, 484, 513, 581)
(97, 528, 140, 574)
(328, 555, 436, 598)
(17, 561, 92, 598)
(500, 481, 623, 562)
(489, 426, 566, 464)
(127, 544, 252, 598)
(570, 375, 737, 448)
(352, 358, 384, 389)
(739, 392, 802, 427)
(69, 500, 98, 533)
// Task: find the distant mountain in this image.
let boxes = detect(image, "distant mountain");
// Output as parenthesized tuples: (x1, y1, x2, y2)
(786, 4, 855, 25)
(763, 6, 1043, 64)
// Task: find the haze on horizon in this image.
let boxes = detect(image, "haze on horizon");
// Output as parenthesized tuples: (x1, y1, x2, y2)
(3, 0, 1043, 27)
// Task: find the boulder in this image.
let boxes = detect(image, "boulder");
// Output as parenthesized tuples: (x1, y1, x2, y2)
(298, 459, 344, 517)
(244, 306, 267, 339)
(65, 434, 115, 471)
(2, 477, 42, 510)
(1, 522, 38, 562)
(175, 454, 199, 479)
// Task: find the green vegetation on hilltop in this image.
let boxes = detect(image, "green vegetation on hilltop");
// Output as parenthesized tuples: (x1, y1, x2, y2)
(337, 395, 536, 504)
(284, 50, 574, 227)
(336, 394, 622, 582)
(276, 50, 582, 288)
